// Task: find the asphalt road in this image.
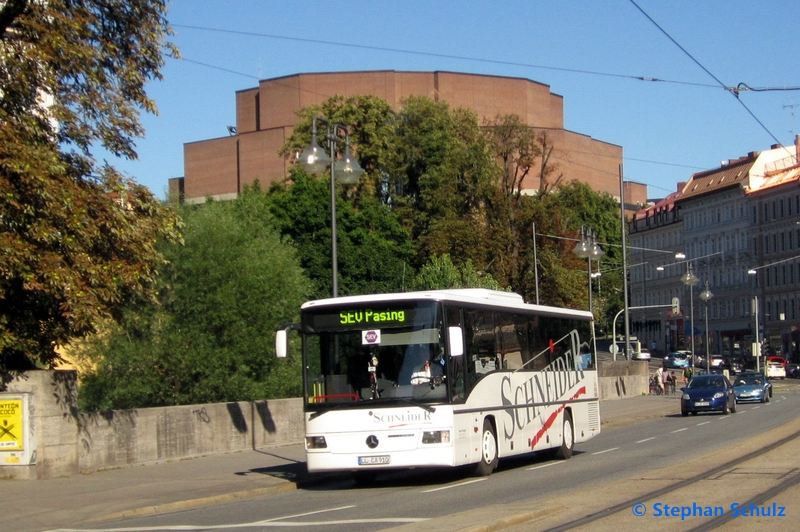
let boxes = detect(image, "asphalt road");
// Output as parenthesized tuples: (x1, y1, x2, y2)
(61, 380, 800, 532)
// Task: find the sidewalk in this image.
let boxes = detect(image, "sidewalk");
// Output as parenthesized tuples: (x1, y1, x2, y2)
(2, 394, 679, 532)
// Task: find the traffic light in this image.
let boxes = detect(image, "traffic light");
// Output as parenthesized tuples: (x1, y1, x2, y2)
(672, 297, 680, 314)
(761, 341, 770, 357)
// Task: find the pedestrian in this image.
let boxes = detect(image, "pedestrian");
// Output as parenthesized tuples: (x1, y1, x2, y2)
(670, 371, 677, 395)
(655, 366, 665, 395)
(682, 366, 693, 386)
(661, 366, 670, 394)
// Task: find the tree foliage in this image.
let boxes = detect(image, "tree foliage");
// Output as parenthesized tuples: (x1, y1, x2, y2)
(0, 1, 182, 372)
(267, 170, 413, 299)
(411, 254, 504, 291)
(78, 188, 309, 411)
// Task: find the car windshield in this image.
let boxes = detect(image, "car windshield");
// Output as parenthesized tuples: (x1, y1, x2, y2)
(687, 376, 725, 389)
(735, 376, 762, 386)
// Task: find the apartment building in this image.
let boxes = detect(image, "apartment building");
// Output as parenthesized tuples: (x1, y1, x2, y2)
(629, 139, 800, 362)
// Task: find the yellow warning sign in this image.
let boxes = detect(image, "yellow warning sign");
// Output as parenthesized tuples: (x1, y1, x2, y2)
(0, 400, 23, 451)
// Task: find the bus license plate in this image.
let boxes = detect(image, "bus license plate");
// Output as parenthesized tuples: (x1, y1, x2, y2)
(358, 455, 390, 465)
(695, 401, 709, 406)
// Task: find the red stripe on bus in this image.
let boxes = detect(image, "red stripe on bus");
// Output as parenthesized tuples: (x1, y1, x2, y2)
(530, 386, 586, 449)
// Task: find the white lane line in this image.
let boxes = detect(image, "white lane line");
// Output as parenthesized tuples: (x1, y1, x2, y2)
(697, 421, 711, 426)
(671, 427, 688, 433)
(592, 447, 619, 455)
(635, 437, 655, 444)
(421, 477, 487, 492)
(526, 461, 565, 471)
(48, 516, 430, 531)
(45, 505, 419, 531)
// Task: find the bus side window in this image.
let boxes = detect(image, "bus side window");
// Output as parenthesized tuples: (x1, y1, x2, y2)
(446, 306, 466, 402)
(465, 309, 497, 389)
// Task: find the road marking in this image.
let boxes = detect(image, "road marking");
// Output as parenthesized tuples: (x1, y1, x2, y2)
(526, 461, 564, 471)
(635, 437, 655, 444)
(696, 421, 711, 426)
(592, 447, 619, 455)
(44, 504, 431, 531)
(671, 427, 688, 433)
(421, 478, 486, 492)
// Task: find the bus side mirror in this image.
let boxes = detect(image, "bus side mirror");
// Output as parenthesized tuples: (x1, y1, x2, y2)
(448, 326, 464, 357)
(276, 327, 293, 358)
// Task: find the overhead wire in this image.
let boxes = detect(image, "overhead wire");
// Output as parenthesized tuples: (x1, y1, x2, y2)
(172, 23, 721, 90)
(170, 18, 794, 191)
(628, 0, 788, 149)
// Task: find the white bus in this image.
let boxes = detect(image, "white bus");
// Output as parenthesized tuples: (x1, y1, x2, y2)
(275, 289, 600, 479)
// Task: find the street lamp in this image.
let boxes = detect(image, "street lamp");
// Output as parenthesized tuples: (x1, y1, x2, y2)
(681, 263, 699, 366)
(572, 226, 604, 313)
(298, 117, 365, 297)
(699, 280, 713, 374)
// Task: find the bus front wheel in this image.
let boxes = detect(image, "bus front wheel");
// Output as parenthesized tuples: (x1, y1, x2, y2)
(473, 419, 498, 476)
(553, 411, 574, 460)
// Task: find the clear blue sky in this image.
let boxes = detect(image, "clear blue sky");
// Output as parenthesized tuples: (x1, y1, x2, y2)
(110, 0, 800, 200)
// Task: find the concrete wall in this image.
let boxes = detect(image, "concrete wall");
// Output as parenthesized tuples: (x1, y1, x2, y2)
(598, 360, 650, 399)
(0, 371, 304, 479)
(76, 398, 304, 472)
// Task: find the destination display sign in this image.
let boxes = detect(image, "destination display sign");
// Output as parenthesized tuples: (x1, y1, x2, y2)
(307, 306, 434, 331)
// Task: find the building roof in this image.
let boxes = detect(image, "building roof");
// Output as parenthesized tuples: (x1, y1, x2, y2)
(632, 188, 682, 221)
(678, 153, 758, 202)
(748, 166, 800, 194)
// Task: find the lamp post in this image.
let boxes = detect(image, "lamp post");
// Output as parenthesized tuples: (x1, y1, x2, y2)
(681, 263, 699, 366)
(572, 226, 604, 313)
(298, 117, 364, 297)
(699, 280, 713, 374)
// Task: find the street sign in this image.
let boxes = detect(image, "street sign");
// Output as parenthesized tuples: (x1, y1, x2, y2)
(609, 344, 619, 355)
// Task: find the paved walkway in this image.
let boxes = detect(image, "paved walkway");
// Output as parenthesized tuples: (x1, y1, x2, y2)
(1, 394, 685, 532)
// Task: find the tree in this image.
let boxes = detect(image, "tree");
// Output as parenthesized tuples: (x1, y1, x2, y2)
(280, 94, 398, 204)
(525, 181, 623, 323)
(0, 1, 181, 373)
(78, 187, 309, 410)
(383, 96, 498, 271)
(411, 254, 503, 291)
(267, 170, 413, 299)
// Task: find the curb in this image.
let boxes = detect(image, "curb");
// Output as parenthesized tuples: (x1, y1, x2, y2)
(87, 482, 299, 524)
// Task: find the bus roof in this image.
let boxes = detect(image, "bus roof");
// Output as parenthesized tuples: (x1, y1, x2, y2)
(300, 289, 593, 320)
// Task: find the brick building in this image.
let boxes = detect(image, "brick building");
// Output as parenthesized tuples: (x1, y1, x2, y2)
(171, 70, 645, 206)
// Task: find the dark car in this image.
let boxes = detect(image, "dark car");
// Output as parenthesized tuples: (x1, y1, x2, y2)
(738, 371, 773, 398)
(722, 356, 745, 375)
(732, 374, 770, 403)
(680, 374, 736, 416)
(786, 364, 800, 378)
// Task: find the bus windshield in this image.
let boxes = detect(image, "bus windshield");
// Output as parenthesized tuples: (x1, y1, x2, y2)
(302, 301, 447, 406)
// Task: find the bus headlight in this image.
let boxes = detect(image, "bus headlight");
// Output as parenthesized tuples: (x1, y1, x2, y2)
(422, 430, 451, 444)
(305, 436, 327, 449)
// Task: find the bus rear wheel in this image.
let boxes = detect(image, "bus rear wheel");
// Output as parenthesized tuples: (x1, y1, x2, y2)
(473, 419, 498, 476)
(553, 411, 574, 460)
